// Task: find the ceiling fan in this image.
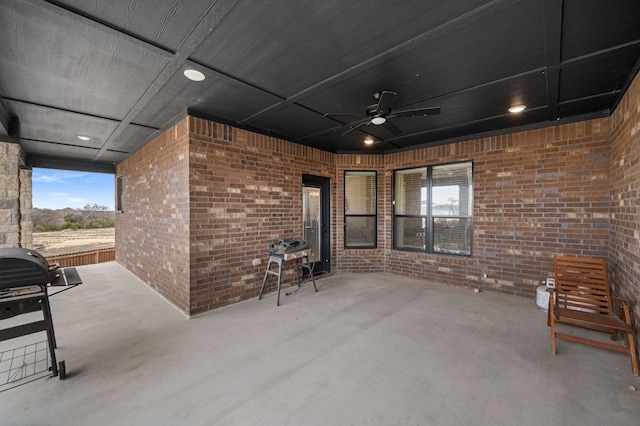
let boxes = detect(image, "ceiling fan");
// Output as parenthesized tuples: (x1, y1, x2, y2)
(323, 91, 440, 137)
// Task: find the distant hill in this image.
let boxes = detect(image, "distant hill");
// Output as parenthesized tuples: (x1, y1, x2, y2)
(32, 207, 115, 231)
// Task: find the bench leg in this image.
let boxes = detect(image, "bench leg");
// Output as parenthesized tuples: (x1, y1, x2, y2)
(628, 331, 639, 377)
(621, 303, 639, 376)
(550, 302, 557, 355)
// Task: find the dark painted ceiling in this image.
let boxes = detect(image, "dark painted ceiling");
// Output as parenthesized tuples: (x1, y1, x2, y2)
(1, 0, 639, 173)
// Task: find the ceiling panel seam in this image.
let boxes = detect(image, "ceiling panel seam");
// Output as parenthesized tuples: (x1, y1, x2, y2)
(557, 92, 619, 108)
(559, 39, 640, 66)
(92, 0, 243, 162)
(541, 0, 563, 120)
(41, 0, 173, 57)
(384, 105, 551, 143)
(4, 97, 122, 123)
(21, 137, 101, 150)
(238, 0, 526, 124)
(374, 110, 606, 155)
(186, 58, 286, 102)
(612, 55, 640, 112)
(6, 0, 636, 159)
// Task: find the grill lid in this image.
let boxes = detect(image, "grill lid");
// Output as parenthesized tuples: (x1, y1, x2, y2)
(0, 247, 57, 290)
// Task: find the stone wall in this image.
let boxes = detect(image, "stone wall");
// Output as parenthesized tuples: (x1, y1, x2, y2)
(0, 141, 31, 249)
(19, 168, 32, 247)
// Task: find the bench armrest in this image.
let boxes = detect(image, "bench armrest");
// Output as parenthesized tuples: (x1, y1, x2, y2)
(612, 296, 635, 306)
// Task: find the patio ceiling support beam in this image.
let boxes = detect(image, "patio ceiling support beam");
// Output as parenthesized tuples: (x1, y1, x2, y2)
(0, 95, 13, 141)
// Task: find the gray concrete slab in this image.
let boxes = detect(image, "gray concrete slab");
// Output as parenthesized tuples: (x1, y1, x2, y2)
(1, 262, 639, 425)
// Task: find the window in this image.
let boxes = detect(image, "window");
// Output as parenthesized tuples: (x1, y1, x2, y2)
(344, 171, 377, 248)
(116, 176, 124, 211)
(393, 161, 472, 256)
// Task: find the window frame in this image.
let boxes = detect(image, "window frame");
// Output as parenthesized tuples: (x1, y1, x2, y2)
(392, 161, 473, 257)
(116, 176, 124, 212)
(344, 170, 378, 249)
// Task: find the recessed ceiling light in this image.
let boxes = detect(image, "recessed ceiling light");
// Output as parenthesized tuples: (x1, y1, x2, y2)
(77, 135, 91, 141)
(371, 116, 386, 125)
(364, 137, 374, 145)
(508, 105, 526, 113)
(183, 69, 205, 82)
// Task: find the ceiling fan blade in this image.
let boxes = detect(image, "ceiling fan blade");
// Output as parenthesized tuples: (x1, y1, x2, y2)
(382, 119, 403, 136)
(324, 112, 368, 119)
(376, 91, 397, 114)
(341, 120, 370, 136)
(390, 106, 440, 118)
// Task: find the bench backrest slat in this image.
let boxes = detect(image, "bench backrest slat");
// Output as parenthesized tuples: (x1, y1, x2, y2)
(554, 255, 612, 315)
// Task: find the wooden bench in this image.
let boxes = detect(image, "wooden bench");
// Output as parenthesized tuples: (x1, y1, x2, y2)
(548, 255, 638, 376)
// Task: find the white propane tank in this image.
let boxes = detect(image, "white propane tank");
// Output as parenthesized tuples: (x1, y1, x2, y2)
(536, 285, 550, 312)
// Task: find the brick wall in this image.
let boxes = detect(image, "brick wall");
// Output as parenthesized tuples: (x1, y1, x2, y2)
(333, 121, 611, 298)
(335, 154, 386, 273)
(118, 111, 617, 316)
(116, 121, 191, 312)
(610, 70, 640, 344)
(117, 117, 336, 315)
(187, 117, 335, 314)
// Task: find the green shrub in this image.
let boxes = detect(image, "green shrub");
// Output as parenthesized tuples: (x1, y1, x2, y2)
(36, 224, 60, 232)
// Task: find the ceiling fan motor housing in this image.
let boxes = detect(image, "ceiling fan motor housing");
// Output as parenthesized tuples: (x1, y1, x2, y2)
(366, 104, 382, 116)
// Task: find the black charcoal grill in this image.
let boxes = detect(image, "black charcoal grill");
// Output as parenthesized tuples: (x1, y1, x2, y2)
(0, 248, 82, 383)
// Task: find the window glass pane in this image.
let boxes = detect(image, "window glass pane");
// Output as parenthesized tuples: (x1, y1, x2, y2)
(433, 217, 471, 255)
(393, 162, 473, 256)
(395, 168, 427, 215)
(345, 216, 376, 248)
(432, 162, 472, 216)
(345, 171, 376, 215)
(395, 216, 425, 250)
(116, 176, 124, 211)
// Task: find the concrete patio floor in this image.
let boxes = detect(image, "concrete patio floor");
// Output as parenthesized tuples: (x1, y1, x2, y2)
(1, 262, 639, 425)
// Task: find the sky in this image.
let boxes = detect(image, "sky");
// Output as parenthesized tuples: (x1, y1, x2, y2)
(32, 168, 115, 210)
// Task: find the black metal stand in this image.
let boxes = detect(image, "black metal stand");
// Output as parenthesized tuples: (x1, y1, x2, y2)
(0, 288, 59, 377)
(0, 267, 81, 388)
(258, 251, 317, 306)
(259, 254, 284, 306)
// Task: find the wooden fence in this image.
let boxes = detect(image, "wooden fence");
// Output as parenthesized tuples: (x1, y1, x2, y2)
(46, 248, 115, 268)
